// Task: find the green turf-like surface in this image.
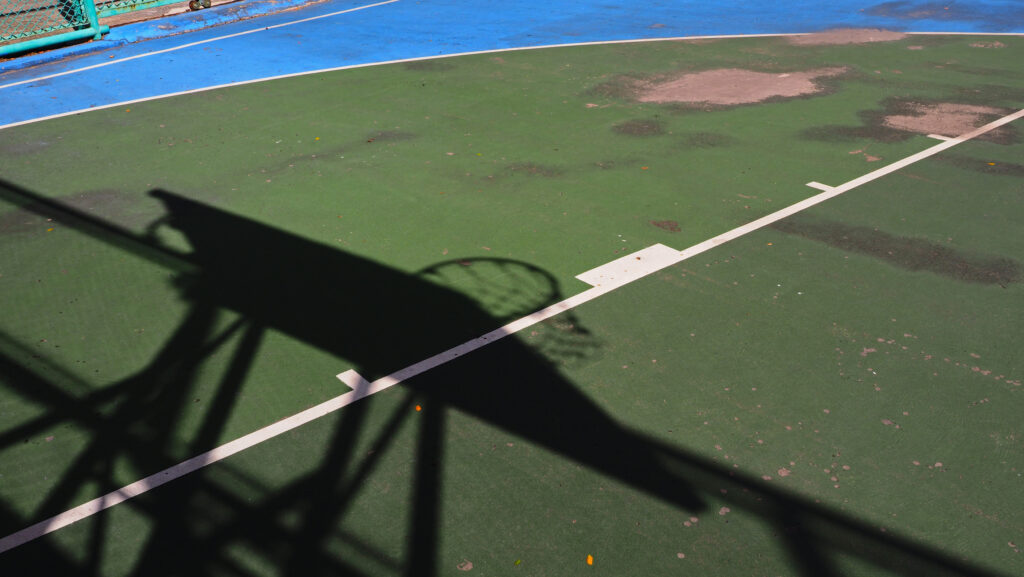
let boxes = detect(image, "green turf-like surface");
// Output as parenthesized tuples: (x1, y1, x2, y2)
(1, 35, 1022, 575)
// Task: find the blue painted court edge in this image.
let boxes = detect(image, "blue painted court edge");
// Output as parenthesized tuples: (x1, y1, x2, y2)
(3, 0, 1024, 127)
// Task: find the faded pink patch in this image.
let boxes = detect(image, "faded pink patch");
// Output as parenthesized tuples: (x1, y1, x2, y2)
(882, 419, 894, 426)
(861, 347, 877, 357)
(718, 507, 731, 516)
(778, 468, 792, 477)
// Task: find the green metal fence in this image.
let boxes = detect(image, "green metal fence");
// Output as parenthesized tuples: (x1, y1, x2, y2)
(1, 0, 192, 57)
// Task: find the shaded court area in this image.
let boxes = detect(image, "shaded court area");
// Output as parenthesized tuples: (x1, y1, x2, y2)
(1, 28, 1022, 576)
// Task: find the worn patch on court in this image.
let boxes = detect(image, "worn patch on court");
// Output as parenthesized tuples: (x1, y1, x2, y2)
(612, 118, 666, 136)
(676, 132, 736, 148)
(788, 28, 907, 46)
(772, 216, 1021, 286)
(883, 102, 1011, 139)
(504, 162, 563, 177)
(633, 67, 847, 106)
(802, 99, 1019, 144)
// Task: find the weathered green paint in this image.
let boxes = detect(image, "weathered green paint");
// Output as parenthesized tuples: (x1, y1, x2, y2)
(0, 35, 1021, 576)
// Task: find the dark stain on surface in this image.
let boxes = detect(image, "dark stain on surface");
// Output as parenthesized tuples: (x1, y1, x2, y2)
(801, 98, 1017, 145)
(586, 75, 644, 100)
(651, 220, 681, 232)
(936, 154, 1024, 177)
(613, 118, 666, 137)
(801, 101, 914, 144)
(366, 130, 417, 143)
(772, 216, 1020, 286)
(504, 163, 563, 178)
(865, 1, 1024, 30)
(677, 132, 736, 148)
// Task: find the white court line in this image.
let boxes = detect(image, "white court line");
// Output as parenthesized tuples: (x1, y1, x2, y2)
(0, 0, 401, 92)
(4, 31, 1022, 130)
(1, 106, 1020, 555)
(0, 32, 806, 130)
(806, 181, 834, 192)
(927, 134, 954, 141)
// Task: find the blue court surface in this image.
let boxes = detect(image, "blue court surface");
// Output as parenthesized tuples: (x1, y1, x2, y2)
(3, 0, 1024, 126)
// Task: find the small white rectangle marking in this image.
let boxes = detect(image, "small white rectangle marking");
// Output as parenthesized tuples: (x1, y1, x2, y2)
(575, 243, 683, 288)
(806, 181, 833, 191)
(927, 134, 953, 141)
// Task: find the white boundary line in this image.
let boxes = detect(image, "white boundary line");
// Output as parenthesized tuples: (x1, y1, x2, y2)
(0, 0, 401, 92)
(2, 106, 1020, 554)
(0, 32, 804, 128)
(4, 30, 1021, 131)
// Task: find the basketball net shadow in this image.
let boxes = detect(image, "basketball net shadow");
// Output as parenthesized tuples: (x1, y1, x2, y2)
(0, 181, 1007, 577)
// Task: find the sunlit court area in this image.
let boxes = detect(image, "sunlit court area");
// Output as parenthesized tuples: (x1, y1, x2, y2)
(1, 1, 1022, 575)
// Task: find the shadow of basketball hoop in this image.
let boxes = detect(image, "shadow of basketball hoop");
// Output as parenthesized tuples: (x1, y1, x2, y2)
(416, 257, 601, 368)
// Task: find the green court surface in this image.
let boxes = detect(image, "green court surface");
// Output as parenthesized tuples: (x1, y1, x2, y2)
(1, 34, 1022, 575)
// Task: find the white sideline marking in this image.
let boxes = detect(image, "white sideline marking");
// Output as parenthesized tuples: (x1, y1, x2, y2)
(927, 134, 953, 141)
(0, 30, 795, 94)
(806, 181, 834, 192)
(3, 31, 1021, 131)
(0, 0, 401, 92)
(2, 107, 1020, 555)
(0, 32, 808, 131)
(575, 243, 683, 288)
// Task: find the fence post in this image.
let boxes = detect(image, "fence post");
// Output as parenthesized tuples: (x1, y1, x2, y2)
(0, 0, 110, 57)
